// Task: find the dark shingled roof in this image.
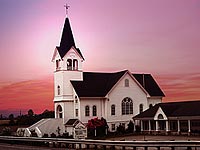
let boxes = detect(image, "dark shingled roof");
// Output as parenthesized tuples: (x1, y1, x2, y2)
(65, 119, 79, 126)
(57, 17, 84, 59)
(133, 100, 200, 119)
(71, 70, 127, 97)
(132, 74, 165, 97)
(71, 71, 165, 97)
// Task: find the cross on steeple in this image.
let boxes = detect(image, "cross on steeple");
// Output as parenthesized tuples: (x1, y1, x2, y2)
(64, 3, 70, 15)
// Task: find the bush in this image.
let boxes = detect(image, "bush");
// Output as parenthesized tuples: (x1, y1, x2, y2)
(1, 127, 12, 136)
(50, 133, 56, 138)
(43, 133, 48, 138)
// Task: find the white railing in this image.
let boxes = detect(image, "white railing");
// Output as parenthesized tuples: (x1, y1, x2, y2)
(0, 136, 200, 149)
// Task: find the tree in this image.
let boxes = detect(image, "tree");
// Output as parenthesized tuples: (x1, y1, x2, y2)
(28, 109, 34, 117)
(127, 120, 134, 133)
(87, 117, 108, 137)
(8, 114, 15, 125)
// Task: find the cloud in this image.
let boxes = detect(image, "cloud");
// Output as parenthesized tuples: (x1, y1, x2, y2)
(156, 73, 200, 102)
(0, 72, 199, 116)
(0, 76, 54, 116)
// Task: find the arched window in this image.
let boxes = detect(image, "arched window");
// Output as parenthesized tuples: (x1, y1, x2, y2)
(111, 104, 115, 115)
(75, 109, 78, 117)
(67, 59, 72, 70)
(85, 105, 90, 116)
(158, 114, 164, 120)
(75, 96, 78, 103)
(149, 104, 153, 108)
(125, 79, 129, 87)
(57, 85, 60, 95)
(56, 60, 59, 70)
(92, 105, 97, 116)
(121, 97, 133, 115)
(57, 105, 63, 118)
(73, 59, 78, 70)
(139, 104, 143, 113)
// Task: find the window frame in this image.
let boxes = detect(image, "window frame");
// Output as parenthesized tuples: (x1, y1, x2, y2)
(125, 79, 129, 87)
(139, 104, 143, 113)
(57, 85, 60, 95)
(121, 97, 133, 115)
(111, 104, 115, 116)
(92, 105, 97, 116)
(85, 105, 90, 116)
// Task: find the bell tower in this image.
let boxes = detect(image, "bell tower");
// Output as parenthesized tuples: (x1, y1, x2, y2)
(51, 15, 84, 123)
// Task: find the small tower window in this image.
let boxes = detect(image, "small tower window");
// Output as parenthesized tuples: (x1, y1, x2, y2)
(75, 96, 78, 103)
(93, 105, 97, 116)
(111, 104, 115, 115)
(57, 105, 63, 118)
(75, 109, 78, 117)
(56, 60, 59, 70)
(85, 105, 90, 116)
(73, 59, 78, 70)
(57, 85, 60, 95)
(67, 59, 72, 70)
(139, 104, 143, 113)
(125, 79, 129, 87)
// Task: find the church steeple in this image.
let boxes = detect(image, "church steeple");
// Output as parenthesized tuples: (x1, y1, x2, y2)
(57, 17, 76, 58)
(56, 17, 84, 60)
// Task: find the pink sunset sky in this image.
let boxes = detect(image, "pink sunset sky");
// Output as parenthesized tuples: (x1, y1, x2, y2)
(0, 0, 199, 116)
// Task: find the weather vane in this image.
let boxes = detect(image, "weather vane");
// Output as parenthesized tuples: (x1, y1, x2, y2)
(64, 3, 70, 15)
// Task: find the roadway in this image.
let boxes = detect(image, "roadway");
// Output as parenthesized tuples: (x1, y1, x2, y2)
(0, 143, 67, 150)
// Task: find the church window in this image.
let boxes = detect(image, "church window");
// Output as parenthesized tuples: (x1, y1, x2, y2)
(56, 60, 59, 70)
(67, 59, 72, 70)
(158, 114, 164, 120)
(111, 105, 115, 115)
(93, 105, 97, 116)
(125, 79, 129, 87)
(139, 104, 143, 113)
(75, 109, 78, 117)
(75, 96, 78, 103)
(57, 85, 60, 95)
(57, 105, 63, 118)
(121, 97, 133, 115)
(85, 105, 90, 116)
(73, 59, 78, 70)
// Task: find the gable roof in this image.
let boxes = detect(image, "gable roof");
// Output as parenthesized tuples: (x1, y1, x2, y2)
(133, 100, 200, 119)
(71, 70, 165, 97)
(71, 70, 127, 97)
(65, 119, 79, 126)
(56, 17, 84, 59)
(132, 74, 165, 97)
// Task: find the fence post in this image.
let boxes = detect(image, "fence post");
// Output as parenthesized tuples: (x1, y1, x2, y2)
(122, 146, 125, 150)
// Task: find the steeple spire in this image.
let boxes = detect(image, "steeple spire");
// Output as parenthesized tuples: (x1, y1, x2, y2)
(56, 8, 84, 60)
(57, 17, 76, 58)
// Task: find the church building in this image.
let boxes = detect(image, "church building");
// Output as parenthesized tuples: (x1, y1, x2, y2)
(51, 16, 165, 132)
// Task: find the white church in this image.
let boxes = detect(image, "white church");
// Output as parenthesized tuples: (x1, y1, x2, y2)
(21, 15, 165, 137)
